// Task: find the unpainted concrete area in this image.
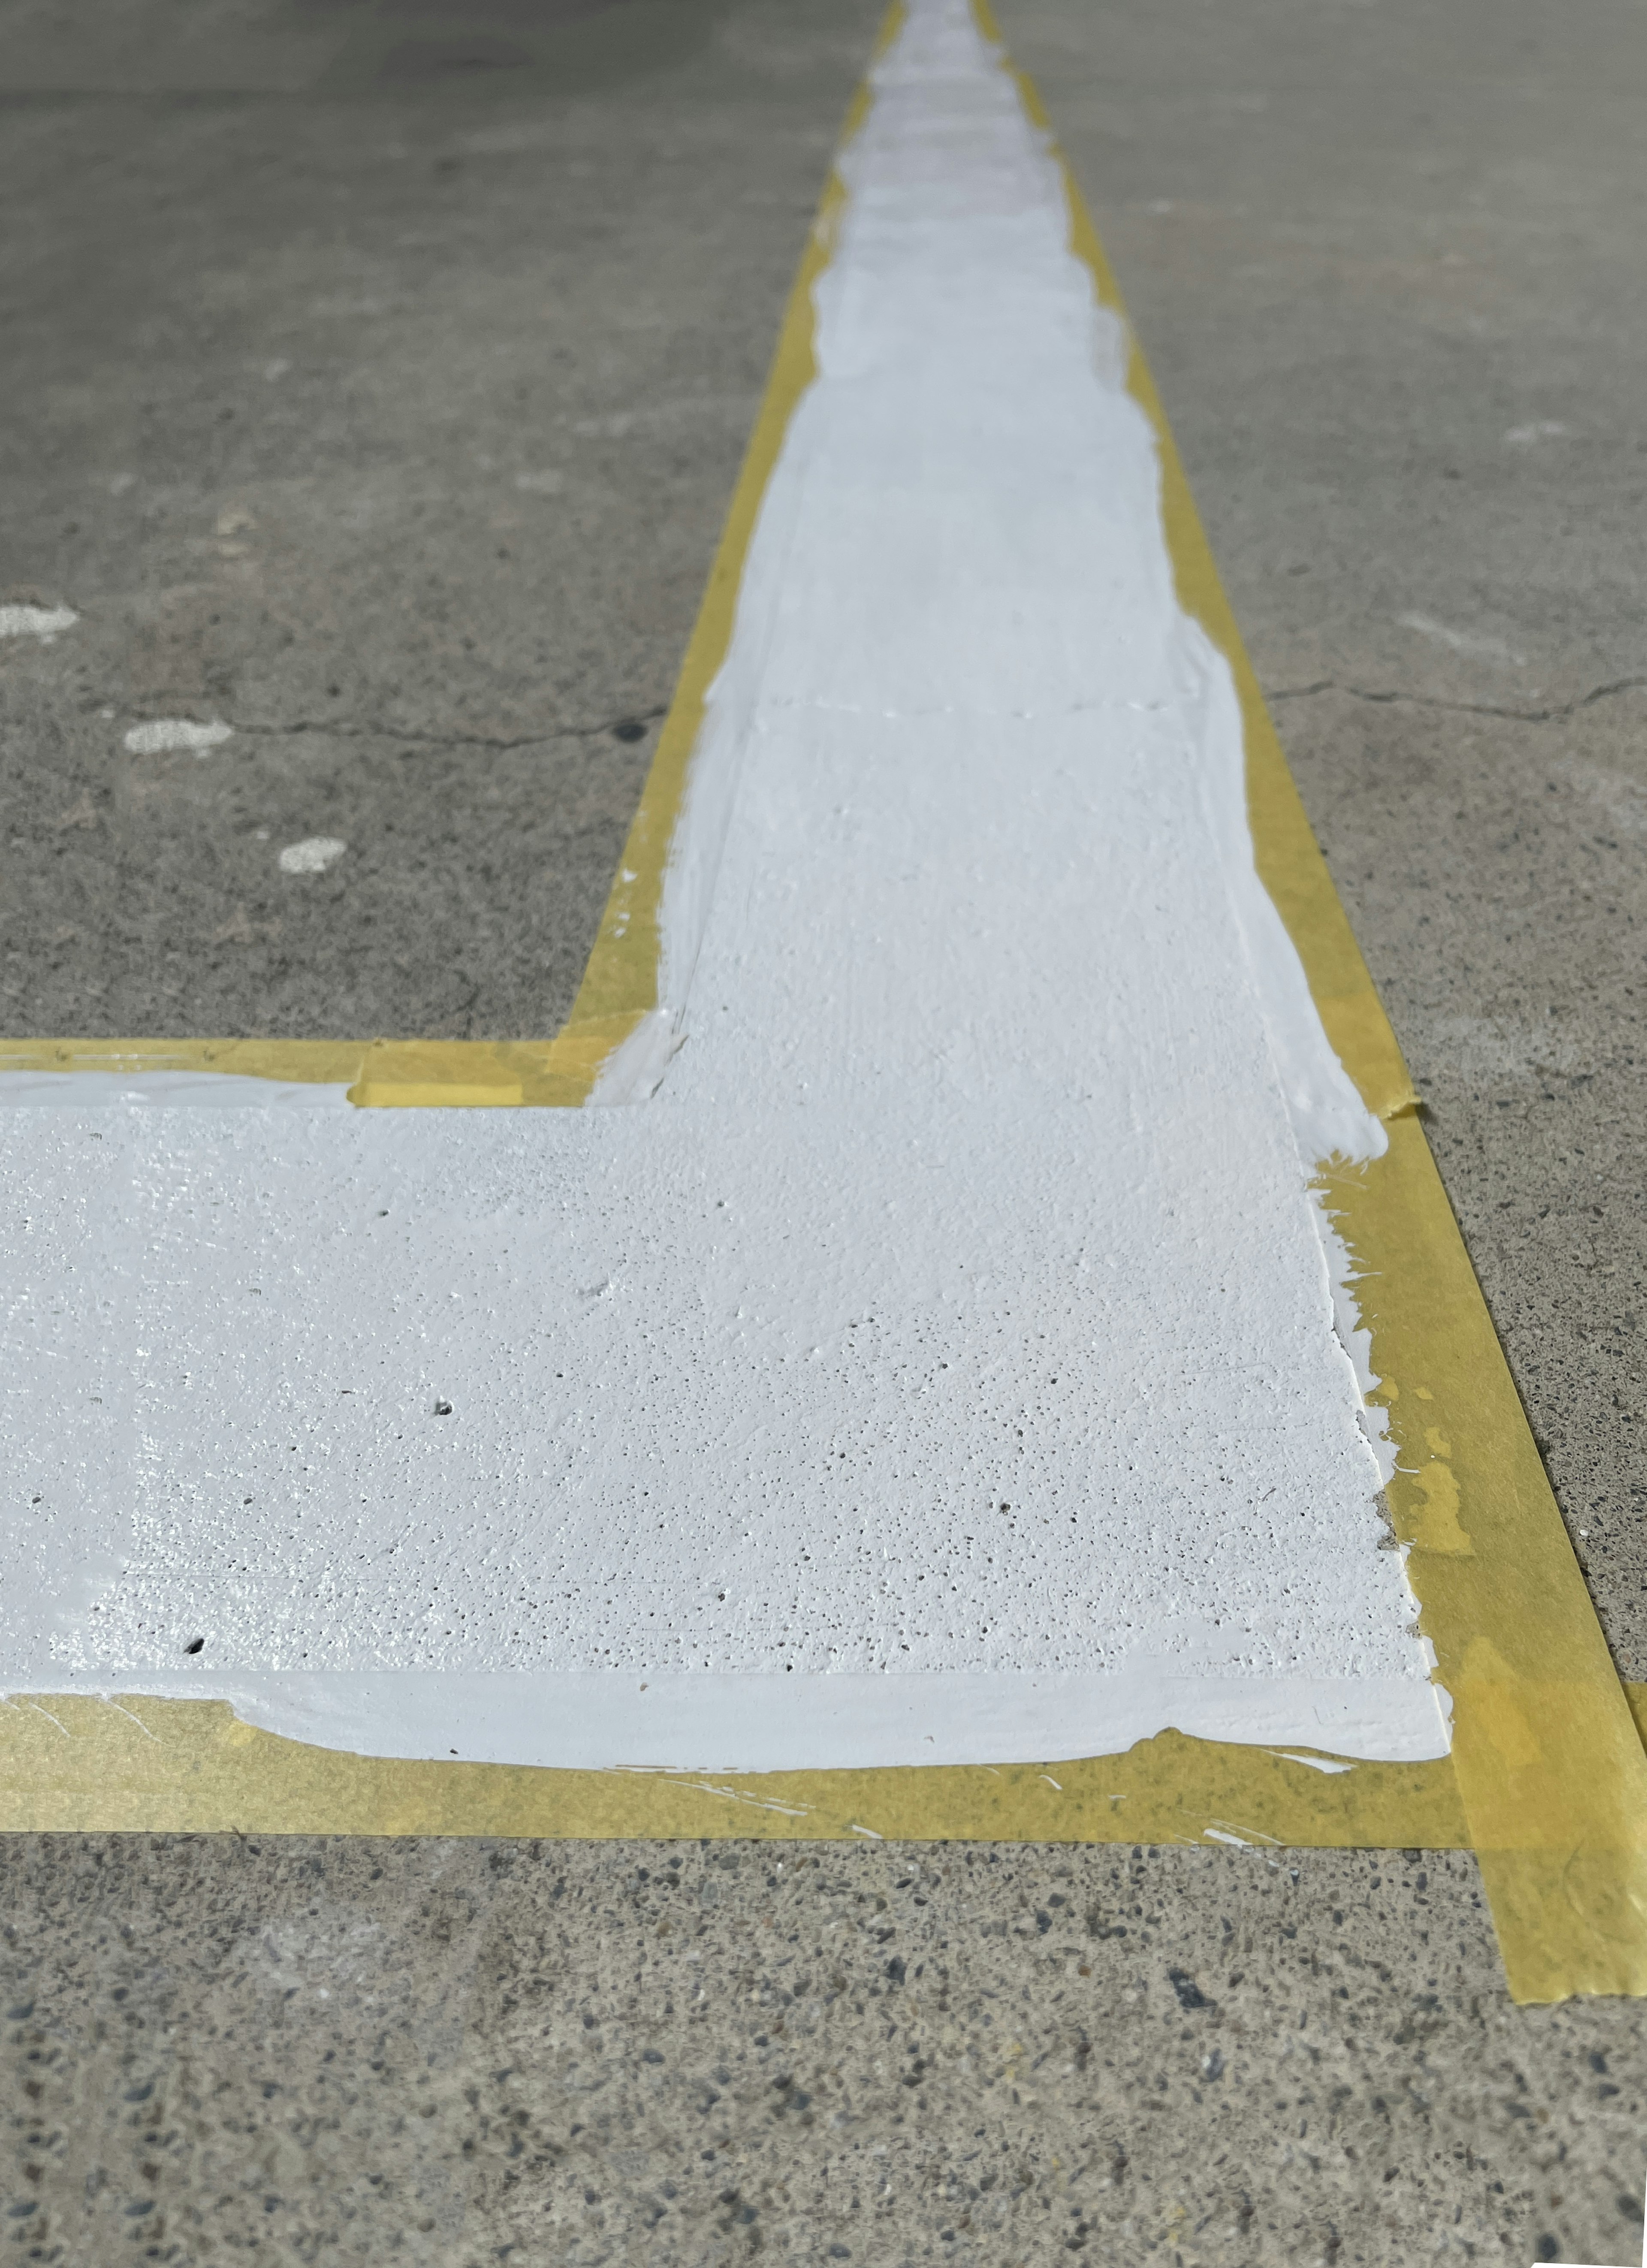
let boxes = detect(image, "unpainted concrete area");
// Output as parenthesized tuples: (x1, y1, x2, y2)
(0, 0, 878, 1039)
(6, 1834, 1647, 2266)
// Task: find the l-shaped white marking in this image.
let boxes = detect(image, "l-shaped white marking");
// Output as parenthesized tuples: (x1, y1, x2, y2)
(0, 0, 1445, 1772)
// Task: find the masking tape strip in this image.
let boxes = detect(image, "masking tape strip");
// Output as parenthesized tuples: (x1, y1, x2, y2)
(6, 1689, 1647, 1859)
(4, 6, 1642, 2005)
(975, 0, 1647, 2000)
(0, 1694, 1467, 1849)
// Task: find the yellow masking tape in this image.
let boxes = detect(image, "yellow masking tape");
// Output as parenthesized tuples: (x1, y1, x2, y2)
(0, 1694, 1468, 1849)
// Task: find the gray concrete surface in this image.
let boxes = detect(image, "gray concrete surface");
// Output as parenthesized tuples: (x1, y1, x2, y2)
(6, 1834, 1647, 2265)
(0, 0, 878, 1039)
(5, 0, 1647, 2261)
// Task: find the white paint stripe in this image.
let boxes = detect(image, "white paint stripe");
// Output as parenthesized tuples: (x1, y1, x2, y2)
(0, 0, 1445, 1772)
(0, 1072, 353, 1109)
(32, 1669, 1445, 1773)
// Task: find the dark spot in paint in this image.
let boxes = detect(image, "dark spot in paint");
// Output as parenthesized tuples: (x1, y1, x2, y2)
(184, 1637, 205, 1655)
(434, 1400, 453, 1416)
(612, 718, 648, 743)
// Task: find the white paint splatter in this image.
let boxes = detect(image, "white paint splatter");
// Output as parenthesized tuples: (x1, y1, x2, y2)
(1398, 610, 1526, 665)
(0, 605, 78, 642)
(1503, 420, 1570, 444)
(123, 718, 234, 756)
(1267, 1750, 1355, 1776)
(278, 836, 347, 876)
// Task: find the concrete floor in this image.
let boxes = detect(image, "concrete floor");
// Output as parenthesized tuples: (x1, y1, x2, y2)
(0, 0, 874, 1039)
(4, 0, 1647, 2260)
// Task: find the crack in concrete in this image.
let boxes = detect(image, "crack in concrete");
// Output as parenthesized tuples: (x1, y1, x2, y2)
(226, 704, 668, 753)
(1264, 676, 1647, 726)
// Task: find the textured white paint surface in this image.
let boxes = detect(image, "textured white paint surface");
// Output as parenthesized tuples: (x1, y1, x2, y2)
(0, 0, 1446, 1770)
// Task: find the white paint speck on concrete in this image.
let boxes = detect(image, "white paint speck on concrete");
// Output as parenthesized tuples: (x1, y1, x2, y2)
(278, 836, 347, 875)
(514, 470, 565, 495)
(0, 605, 77, 642)
(0, 0, 1446, 1775)
(123, 718, 234, 756)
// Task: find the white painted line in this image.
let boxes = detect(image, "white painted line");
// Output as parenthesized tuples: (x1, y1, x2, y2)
(0, 1072, 353, 1110)
(0, 604, 77, 641)
(122, 718, 235, 756)
(0, 0, 1445, 1774)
